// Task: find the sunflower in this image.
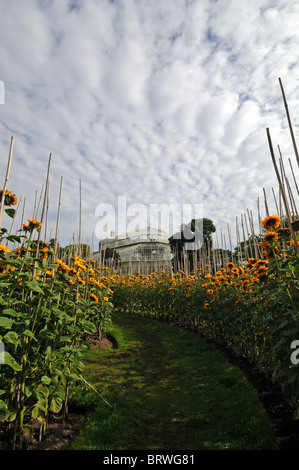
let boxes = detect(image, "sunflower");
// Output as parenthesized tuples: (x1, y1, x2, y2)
(256, 266, 268, 280)
(0, 244, 10, 253)
(22, 219, 42, 231)
(226, 262, 235, 270)
(90, 293, 99, 302)
(264, 231, 278, 243)
(231, 267, 239, 275)
(0, 190, 18, 206)
(260, 215, 280, 230)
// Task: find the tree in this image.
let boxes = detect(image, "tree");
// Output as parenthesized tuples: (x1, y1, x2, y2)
(169, 217, 216, 271)
(103, 247, 120, 265)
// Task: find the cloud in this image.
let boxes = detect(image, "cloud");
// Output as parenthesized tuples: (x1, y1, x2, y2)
(0, 0, 298, 252)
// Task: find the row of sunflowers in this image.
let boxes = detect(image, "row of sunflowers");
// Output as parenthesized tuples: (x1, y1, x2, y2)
(0, 190, 113, 449)
(0, 185, 299, 448)
(110, 214, 299, 417)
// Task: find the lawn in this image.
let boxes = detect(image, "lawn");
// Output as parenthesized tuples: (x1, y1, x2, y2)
(65, 312, 279, 450)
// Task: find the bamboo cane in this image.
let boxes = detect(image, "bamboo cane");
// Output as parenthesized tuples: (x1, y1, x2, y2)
(289, 157, 299, 197)
(54, 176, 63, 258)
(44, 180, 50, 243)
(272, 187, 280, 216)
(278, 77, 299, 168)
(33, 185, 44, 220)
(263, 188, 269, 217)
(0, 136, 14, 231)
(78, 179, 82, 258)
(8, 194, 22, 238)
(266, 128, 299, 254)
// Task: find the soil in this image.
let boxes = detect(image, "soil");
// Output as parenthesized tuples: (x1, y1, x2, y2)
(3, 325, 299, 450)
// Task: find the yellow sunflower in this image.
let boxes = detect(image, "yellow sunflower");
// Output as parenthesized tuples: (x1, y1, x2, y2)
(260, 215, 280, 230)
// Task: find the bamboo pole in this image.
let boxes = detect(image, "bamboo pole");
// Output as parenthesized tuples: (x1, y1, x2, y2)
(263, 188, 269, 217)
(257, 197, 262, 237)
(33, 184, 44, 220)
(54, 176, 63, 258)
(78, 179, 82, 258)
(266, 128, 299, 254)
(272, 187, 280, 216)
(0, 136, 14, 231)
(289, 157, 299, 197)
(241, 214, 249, 261)
(236, 217, 241, 265)
(279, 77, 299, 168)
(18, 197, 27, 248)
(8, 195, 22, 237)
(44, 180, 50, 243)
(227, 222, 234, 263)
(34, 153, 52, 260)
(243, 212, 253, 259)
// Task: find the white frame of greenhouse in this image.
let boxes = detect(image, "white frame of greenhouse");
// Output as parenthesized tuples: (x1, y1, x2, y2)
(97, 227, 173, 275)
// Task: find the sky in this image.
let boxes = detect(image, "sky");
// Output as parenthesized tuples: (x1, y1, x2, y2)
(0, 0, 299, 252)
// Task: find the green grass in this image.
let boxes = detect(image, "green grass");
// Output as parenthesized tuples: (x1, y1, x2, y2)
(65, 312, 280, 450)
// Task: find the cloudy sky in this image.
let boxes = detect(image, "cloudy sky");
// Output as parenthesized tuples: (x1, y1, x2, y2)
(0, 0, 298, 251)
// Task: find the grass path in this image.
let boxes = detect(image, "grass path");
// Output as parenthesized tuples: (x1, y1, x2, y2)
(66, 313, 279, 450)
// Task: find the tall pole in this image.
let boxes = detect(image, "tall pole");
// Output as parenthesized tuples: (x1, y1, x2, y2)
(279, 77, 299, 168)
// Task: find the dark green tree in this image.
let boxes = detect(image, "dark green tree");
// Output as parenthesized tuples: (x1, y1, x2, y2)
(169, 217, 216, 271)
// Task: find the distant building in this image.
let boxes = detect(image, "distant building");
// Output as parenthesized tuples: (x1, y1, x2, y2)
(97, 227, 173, 275)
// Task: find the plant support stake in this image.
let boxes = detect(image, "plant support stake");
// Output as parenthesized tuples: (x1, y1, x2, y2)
(0, 136, 14, 231)
(279, 77, 299, 168)
(266, 127, 299, 255)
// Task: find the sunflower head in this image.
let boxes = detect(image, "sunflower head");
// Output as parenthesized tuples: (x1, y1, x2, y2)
(226, 262, 235, 270)
(264, 231, 278, 243)
(260, 215, 280, 230)
(90, 293, 99, 302)
(22, 219, 42, 232)
(0, 243, 10, 254)
(0, 190, 18, 207)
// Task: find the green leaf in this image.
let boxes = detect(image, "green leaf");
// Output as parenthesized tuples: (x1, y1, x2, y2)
(5, 234, 22, 243)
(3, 352, 22, 371)
(4, 331, 20, 347)
(32, 403, 46, 422)
(2, 308, 21, 318)
(5, 208, 16, 219)
(59, 335, 71, 343)
(0, 316, 14, 329)
(49, 396, 63, 414)
(23, 329, 36, 341)
(0, 399, 8, 421)
(41, 375, 51, 385)
(0, 282, 10, 288)
(82, 320, 97, 333)
(26, 279, 44, 294)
